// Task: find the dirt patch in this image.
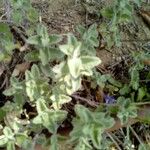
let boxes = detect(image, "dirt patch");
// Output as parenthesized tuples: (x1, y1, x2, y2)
(32, 0, 150, 69)
(32, 0, 84, 34)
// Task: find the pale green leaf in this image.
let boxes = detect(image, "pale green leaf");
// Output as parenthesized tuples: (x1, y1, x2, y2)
(81, 56, 101, 69)
(81, 69, 93, 76)
(27, 8, 38, 22)
(32, 116, 42, 124)
(39, 48, 49, 65)
(48, 48, 64, 60)
(12, 11, 23, 24)
(3, 127, 14, 140)
(0, 135, 8, 146)
(71, 77, 82, 93)
(52, 94, 71, 109)
(50, 135, 59, 150)
(59, 44, 73, 56)
(27, 35, 40, 45)
(24, 51, 39, 62)
(6, 141, 15, 150)
(68, 58, 82, 78)
(15, 133, 28, 146)
(3, 88, 16, 96)
(76, 25, 86, 35)
(31, 64, 40, 79)
(72, 42, 81, 58)
(137, 87, 146, 101)
(49, 34, 62, 44)
(52, 61, 68, 79)
(36, 99, 48, 114)
(68, 34, 78, 46)
(101, 6, 113, 19)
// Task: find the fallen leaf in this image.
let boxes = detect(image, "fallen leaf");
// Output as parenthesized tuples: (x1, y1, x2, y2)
(12, 62, 30, 76)
(143, 59, 150, 65)
(140, 9, 150, 27)
(95, 86, 104, 103)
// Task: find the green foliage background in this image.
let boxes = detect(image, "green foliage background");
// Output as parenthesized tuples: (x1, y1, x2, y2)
(0, 0, 150, 150)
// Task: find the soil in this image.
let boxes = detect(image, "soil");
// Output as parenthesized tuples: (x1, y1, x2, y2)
(29, 1, 150, 149)
(0, 0, 150, 149)
(32, 0, 150, 70)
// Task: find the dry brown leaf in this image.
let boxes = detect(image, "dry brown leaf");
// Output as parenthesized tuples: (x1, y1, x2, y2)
(143, 59, 150, 65)
(95, 86, 104, 103)
(15, 62, 30, 73)
(140, 9, 150, 27)
(12, 62, 30, 76)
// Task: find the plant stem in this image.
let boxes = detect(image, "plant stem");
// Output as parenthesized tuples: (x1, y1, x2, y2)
(129, 126, 147, 150)
(107, 132, 122, 150)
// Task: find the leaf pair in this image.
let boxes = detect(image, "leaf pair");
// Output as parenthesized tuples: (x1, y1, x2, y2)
(25, 65, 50, 101)
(33, 99, 67, 133)
(27, 24, 63, 65)
(70, 104, 114, 149)
(117, 97, 137, 124)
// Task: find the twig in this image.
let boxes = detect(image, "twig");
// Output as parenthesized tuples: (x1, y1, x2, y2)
(134, 102, 150, 106)
(106, 132, 122, 150)
(72, 95, 150, 108)
(0, 12, 8, 20)
(111, 133, 124, 147)
(71, 94, 99, 108)
(11, 26, 27, 43)
(129, 126, 147, 150)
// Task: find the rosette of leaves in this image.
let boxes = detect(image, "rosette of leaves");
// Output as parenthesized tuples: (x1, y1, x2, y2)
(76, 24, 99, 55)
(32, 98, 67, 134)
(53, 34, 101, 95)
(10, 0, 38, 26)
(50, 34, 101, 110)
(129, 51, 150, 91)
(69, 104, 115, 149)
(3, 76, 25, 107)
(100, 0, 142, 47)
(25, 64, 51, 102)
(26, 24, 63, 65)
(117, 97, 137, 124)
(0, 125, 33, 150)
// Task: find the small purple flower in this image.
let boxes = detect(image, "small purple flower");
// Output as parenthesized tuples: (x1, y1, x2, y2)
(104, 94, 116, 104)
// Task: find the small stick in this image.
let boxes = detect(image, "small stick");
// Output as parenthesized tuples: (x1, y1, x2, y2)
(71, 94, 99, 107)
(106, 132, 122, 150)
(129, 126, 146, 150)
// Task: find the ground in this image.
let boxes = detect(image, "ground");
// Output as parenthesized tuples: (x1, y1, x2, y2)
(0, 0, 150, 149)
(32, 0, 150, 69)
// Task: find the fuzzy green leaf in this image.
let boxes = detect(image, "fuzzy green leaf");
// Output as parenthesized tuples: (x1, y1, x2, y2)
(24, 51, 39, 62)
(68, 58, 82, 78)
(49, 34, 62, 44)
(0, 135, 8, 146)
(81, 56, 101, 70)
(27, 35, 40, 45)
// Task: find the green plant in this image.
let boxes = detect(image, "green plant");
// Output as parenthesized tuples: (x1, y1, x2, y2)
(26, 24, 63, 65)
(100, 0, 142, 47)
(70, 104, 114, 150)
(0, 21, 103, 149)
(0, 23, 17, 62)
(0, 0, 150, 150)
(10, 0, 38, 27)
